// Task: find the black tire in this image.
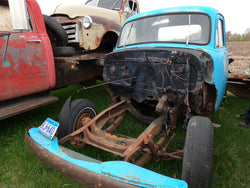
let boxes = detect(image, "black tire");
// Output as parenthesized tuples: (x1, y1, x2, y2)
(43, 14, 68, 46)
(182, 116, 214, 188)
(57, 97, 97, 139)
(53, 46, 75, 57)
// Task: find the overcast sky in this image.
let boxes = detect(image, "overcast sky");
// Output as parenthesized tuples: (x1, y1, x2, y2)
(37, 0, 248, 34)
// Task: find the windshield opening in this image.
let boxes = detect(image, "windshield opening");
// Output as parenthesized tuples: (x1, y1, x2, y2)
(118, 13, 211, 47)
(86, 0, 123, 10)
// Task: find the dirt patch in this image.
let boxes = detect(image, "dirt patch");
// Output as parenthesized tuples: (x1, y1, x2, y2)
(227, 41, 250, 74)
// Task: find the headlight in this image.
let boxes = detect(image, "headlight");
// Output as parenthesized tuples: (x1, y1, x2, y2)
(82, 16, 92, 29)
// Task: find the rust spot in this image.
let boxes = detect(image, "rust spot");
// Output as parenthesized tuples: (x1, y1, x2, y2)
(91, 16, 121, 32)
(95, 36, 101, 47)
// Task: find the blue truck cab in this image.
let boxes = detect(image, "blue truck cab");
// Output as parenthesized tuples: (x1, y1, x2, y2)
(104, 6, 228, 115)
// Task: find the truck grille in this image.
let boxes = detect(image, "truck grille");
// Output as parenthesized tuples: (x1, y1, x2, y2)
(62, 23, 79, 43)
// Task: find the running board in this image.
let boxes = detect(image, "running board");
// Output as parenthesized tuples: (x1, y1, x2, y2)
(0, 95, 58, 120)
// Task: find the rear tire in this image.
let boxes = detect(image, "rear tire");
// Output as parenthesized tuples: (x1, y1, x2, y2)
(43, 15, 68, 47)
(57, 97, 97, 139)
(182, 116, 214, 188)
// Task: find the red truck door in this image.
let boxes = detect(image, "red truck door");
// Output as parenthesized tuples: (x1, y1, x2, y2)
(0, 0, 55, 101)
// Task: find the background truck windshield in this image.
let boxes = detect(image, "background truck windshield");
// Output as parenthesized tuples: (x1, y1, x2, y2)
(118, 13, 210, 47)
(86, 0, 123, 10)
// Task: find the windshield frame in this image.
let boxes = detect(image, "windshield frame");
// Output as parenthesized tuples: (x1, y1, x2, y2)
(117, 12, 212, 48)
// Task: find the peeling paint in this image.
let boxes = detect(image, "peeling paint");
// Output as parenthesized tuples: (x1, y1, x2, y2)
(4, 60, 10, 67)
(0, 30, 50, 101)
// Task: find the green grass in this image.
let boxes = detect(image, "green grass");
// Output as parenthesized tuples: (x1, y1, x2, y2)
(0, 83, 249, 187)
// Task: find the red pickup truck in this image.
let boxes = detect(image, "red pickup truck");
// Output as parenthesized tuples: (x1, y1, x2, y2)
(0, 0, 104, 120)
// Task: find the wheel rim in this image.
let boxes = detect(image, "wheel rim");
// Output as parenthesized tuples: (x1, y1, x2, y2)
(76, 111, 94, 130)
(70, 108, 96, 147)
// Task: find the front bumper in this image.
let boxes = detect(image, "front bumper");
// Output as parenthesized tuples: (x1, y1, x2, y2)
(25, 127, 188, 188)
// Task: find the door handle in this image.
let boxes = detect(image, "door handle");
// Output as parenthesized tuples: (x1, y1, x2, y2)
(27, 39, 41, 43)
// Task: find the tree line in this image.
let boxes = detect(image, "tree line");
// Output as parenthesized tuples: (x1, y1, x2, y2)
(227, 28, 250, 42)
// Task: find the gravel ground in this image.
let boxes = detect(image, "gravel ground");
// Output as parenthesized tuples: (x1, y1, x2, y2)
(227, 41, 250, 74)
